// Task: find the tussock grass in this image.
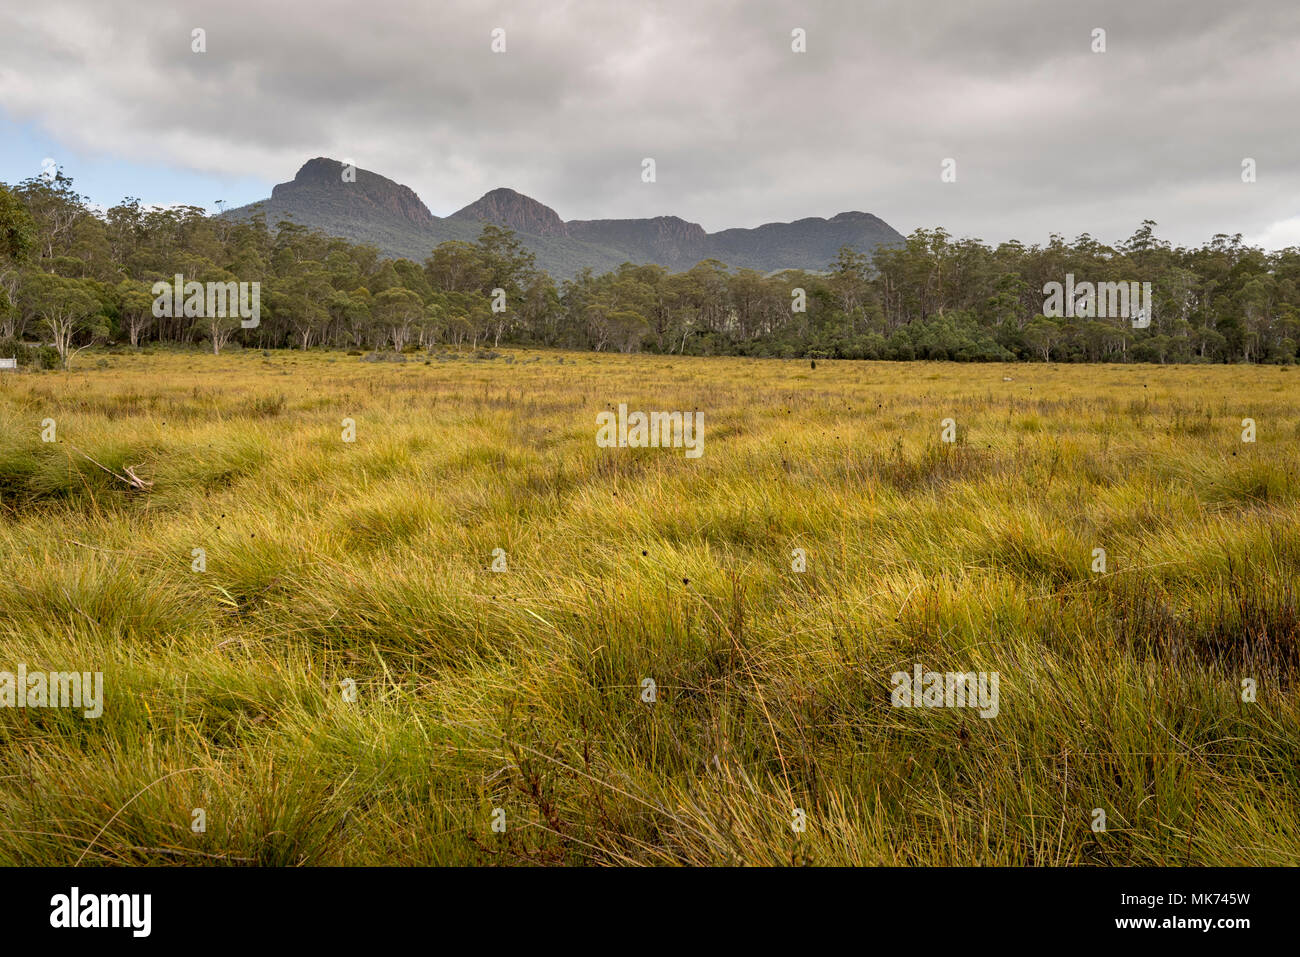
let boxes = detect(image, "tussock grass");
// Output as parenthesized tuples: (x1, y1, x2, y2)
(1, 352, 1298, 865)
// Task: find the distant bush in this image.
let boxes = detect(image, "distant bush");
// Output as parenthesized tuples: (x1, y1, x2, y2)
(0, 339, 60, 369)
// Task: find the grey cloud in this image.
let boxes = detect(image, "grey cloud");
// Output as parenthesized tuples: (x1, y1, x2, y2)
(2, 0, 1296, 248)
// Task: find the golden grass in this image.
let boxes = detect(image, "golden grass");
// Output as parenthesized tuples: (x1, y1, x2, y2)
(0, 349, 1297, 865)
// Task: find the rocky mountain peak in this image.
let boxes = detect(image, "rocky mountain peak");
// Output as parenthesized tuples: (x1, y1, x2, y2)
(450, 187, 570, 237)
(270, 157, 435, 227)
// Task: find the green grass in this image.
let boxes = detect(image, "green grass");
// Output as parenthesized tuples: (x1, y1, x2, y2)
(1, 349, 1297, 865)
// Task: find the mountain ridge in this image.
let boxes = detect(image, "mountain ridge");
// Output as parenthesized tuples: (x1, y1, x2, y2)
(224, 158, 904, 278)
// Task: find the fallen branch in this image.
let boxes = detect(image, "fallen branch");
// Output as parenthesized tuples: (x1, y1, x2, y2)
(65, 443, 153, 491)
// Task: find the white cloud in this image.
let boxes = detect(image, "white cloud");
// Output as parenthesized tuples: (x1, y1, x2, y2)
(1246, 216, 1300, 251)
(2, 0, 1298, 246)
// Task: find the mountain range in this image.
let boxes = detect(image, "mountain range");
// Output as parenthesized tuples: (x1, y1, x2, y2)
(224, 158, 904, 278)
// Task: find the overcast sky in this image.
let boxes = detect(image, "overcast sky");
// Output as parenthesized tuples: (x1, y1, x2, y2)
(2, 0, 1297, 249)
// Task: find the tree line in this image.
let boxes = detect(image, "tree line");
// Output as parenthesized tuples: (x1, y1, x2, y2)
(2, 173, 1298, 367)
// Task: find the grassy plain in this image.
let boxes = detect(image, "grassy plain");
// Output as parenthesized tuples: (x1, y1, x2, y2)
(1, 349, 1297, 865)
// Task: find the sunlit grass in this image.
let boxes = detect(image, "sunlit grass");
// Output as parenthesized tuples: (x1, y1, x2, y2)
(0, 349, 1297, 865)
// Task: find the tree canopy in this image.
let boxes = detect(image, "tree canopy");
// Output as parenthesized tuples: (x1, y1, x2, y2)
(2, 178, 1297, 366)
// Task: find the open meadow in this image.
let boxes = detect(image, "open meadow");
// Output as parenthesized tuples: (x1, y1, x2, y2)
(1, 349, 1297, 865)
